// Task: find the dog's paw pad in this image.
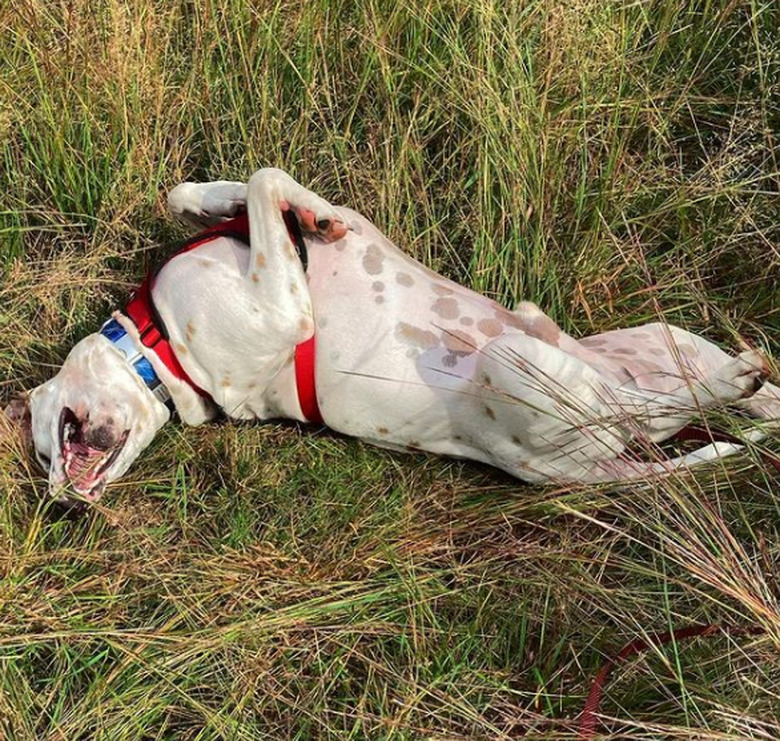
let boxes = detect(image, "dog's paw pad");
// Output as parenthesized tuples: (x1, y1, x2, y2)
(296, 208, 347, 242)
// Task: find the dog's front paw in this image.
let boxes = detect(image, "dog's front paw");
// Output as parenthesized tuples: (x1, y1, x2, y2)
(200, 183, 247, 220)
(168, 182, 247, 225)
(290, 205, 347, 242)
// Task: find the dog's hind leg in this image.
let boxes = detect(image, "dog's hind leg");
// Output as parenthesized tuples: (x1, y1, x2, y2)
(606, 349, 769, 442)
(466, 332, 634, 483)
(465, 332, 744, 484)
(732, 384, 780, 421)
(580, 323, 776, 434)
(570, 440, 751, 484)
(653, 324, 780, 422)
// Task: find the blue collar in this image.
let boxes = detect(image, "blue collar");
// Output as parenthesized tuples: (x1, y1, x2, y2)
(100, 318, 175, 412)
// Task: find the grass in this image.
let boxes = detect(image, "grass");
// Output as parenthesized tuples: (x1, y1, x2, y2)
(1, 0, 780, 737)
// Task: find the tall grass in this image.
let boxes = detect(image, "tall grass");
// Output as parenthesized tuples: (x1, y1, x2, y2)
(1, 0, 779, 737)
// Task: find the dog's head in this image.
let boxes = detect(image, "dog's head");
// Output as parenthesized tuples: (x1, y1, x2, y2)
(6, 334, 170, 504)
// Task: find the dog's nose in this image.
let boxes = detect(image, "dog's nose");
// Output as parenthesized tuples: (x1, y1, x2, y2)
(87, 424, 115, 451)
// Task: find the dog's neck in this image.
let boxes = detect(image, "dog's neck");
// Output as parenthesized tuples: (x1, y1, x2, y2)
(111, 311, 217, 426)
(100, 318, 175, 411)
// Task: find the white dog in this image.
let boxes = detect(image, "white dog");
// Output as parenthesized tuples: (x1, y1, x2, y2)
(6, 169, 779, 504)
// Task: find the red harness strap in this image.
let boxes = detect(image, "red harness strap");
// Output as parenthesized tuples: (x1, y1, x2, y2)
(295, 335, 323, 424)
(125, 212, 323, 424)
(125, 278, 211, 399)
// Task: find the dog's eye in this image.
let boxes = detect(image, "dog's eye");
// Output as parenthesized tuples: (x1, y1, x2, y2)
(35, 450, 51, 471)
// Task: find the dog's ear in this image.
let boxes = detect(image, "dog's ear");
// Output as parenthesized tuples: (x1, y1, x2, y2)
(2, 393, 33, 446)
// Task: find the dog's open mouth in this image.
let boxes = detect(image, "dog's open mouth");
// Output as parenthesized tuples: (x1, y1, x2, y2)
(58, 407, 129, 499)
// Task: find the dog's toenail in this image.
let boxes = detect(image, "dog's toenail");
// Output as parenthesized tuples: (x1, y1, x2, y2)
(317, 219, 330, 230)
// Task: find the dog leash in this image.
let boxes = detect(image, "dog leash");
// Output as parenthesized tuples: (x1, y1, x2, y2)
(578, 424, 776, 737)
(674, 424, 780, 473)
(579, 623, 765, 738)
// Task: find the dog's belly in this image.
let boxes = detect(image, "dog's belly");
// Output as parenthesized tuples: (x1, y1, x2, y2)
(154, 207, 615, 463)
(294, 210, 563, 457)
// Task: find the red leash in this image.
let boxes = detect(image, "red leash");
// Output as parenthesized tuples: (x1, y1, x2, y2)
(673, 424, 780, 474)
(579, 423, 775, 737)
(579, 624, 765, 738)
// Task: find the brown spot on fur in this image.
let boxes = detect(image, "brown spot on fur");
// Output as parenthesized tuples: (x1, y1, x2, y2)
(372, 281, 384, 292)
(633, 361, 664, 378)
(432, 297, 460, 320)
(581, 337, 607, 347)
(377, 427, 389, 435)
(511, 434, 522, 445)
(612, 347, 638, 355)
(460, 316, 474, 326)
(503, 312, 524, 330)
(396, 272, 414, 287)
(185, 321, 196, 343)
(175, 342, 188, 355)
(375, 296, 385, 304)
(299, 318, 313, 333)
(477, 318, 502, 337)
(432, 283, 453, 296)
(396, 322, 438, 350)
(442, 354, 457, 367)
(443, 330, 476, 355)
(290, 282, 299, 295)
(362, 243, 384, 275)
(198, 259, 213, 268)
(252, 272, 260, 283)
(484, 405, 496, 420)
(221, 376, 231, 388)
(481, 373, 492, 386)
(255, 253, 266, 268)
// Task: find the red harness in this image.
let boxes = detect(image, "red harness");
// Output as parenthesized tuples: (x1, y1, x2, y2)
(123, 212, 324, 425)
